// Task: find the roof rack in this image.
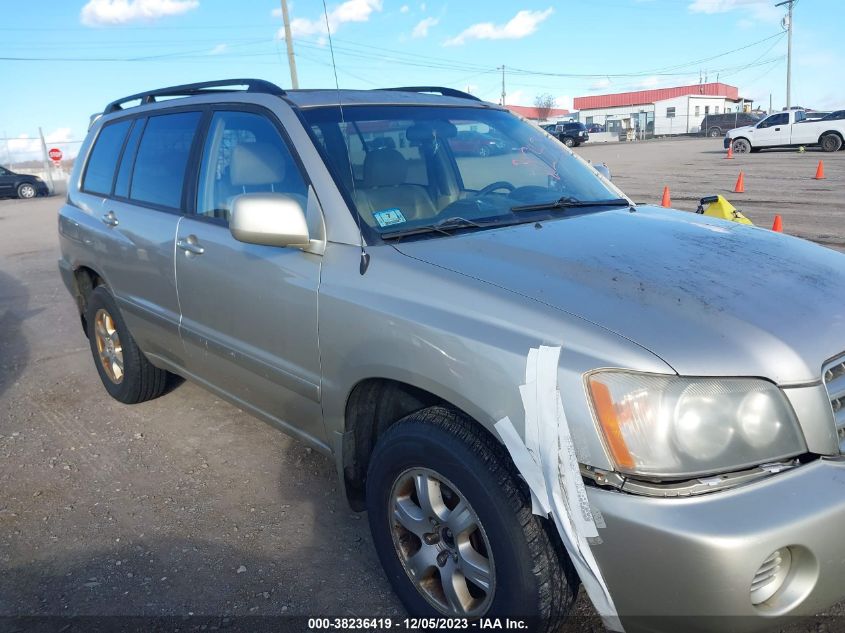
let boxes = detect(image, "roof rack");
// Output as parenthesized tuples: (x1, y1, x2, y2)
(380, 86, 482, 102)
(103, 78, 286, 114)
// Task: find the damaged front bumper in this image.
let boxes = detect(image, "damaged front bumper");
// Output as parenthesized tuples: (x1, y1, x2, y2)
(588, 458, 845, 632)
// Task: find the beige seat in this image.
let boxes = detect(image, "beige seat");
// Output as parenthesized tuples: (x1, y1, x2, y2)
(353, 149, 436, 224)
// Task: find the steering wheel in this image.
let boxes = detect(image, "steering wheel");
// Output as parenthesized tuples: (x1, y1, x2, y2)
(476, 181, 516, 197)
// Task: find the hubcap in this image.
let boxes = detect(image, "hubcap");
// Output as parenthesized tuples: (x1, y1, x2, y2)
(94, 308, 124, 384)
(389, 468, 495, 617)
(20, 185, 35, 198)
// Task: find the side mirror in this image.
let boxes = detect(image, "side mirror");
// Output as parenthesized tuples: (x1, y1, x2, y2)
(593, 162, 612, 181)
(229, 193, 310, 248)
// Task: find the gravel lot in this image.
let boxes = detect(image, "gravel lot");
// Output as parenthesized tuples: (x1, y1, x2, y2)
(1, 137, 843, 631)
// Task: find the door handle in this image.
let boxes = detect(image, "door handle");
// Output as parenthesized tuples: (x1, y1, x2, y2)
(774, 127, 781, 131)
(177, 236, 205, 255)
(101, 211, 119, 227)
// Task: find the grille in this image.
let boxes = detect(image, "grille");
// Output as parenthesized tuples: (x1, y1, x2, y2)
(750, 548, 790, 605)
(823, 355, 845, 453)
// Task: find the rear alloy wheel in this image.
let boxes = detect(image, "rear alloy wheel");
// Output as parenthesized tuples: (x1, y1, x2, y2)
(709, 127, 722, 137)
(17, 183, 36, 199)
(820, 133, 842, 153)
(366, 407, 576, 627)
(562, 136, 575, 147)
(732, 138, 751, 154)
(85, 286, 169, 404)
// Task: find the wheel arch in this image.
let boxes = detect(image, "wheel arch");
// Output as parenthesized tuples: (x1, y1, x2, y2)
(341, 377, 503, 512)
(70, 264, 106, 335)
(818, 130, 844, 144)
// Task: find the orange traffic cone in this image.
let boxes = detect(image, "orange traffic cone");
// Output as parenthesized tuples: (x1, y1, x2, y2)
(772, 215, 783, 233)
(734, 171, 745, 193)
(814, 160, 825, 180)
(725, 145, 734, 159)
(661, 186, 671, 207)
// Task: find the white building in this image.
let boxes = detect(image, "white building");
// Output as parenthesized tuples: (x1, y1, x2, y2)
(573, 83, 752, 137)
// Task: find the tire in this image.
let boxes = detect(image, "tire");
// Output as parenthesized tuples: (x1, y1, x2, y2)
(17, 182, 36, 199)
(562, 136, 575, 147)
(366, 406, 576, 626)
(732, 138, 751, 154)
(478, 145, 491, 157)
(820, 133, 842, 153)
(708, 127, 722, 138)
(85, 285, 169, 404)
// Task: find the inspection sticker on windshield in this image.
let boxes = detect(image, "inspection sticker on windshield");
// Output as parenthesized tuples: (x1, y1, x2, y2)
(372, 208, 406, 228)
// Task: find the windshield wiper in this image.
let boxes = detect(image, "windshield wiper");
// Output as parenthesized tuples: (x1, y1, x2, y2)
(381, 216, 523, 240)
(510, 196, 631, 213)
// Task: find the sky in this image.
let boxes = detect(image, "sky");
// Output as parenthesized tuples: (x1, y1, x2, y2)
(1, 0, 842, 161)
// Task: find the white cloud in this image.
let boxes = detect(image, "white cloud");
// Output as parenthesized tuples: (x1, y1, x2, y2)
(400, 4, 409, 13)
(80, 0, 198, 26)
(419, 2, 426, 10)
(688, 0, 781, 22)
(638, 76, 660, 88)
(209, 43, 227, 55)
(277, 0, 382, 39)
(555, 94, 574, 111)
(589, 78, 612, 91)
(412, 16, 438, 38)
(445, 8, 553, 46)
(7, 128, 78, 162)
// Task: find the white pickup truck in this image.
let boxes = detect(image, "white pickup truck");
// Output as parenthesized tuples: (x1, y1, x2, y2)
(725, 109, 845, 153)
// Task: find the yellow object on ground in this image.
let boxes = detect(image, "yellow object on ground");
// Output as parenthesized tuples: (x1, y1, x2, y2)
(695, 195, 753, 225)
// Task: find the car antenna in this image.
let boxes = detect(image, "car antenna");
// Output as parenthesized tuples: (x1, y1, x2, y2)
(322, 0, 370, 275)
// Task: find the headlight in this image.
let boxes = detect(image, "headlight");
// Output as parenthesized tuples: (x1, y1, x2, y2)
(586, 371, 806, 478)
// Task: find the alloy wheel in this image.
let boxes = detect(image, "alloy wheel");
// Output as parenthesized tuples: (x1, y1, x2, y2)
(19, 184, 36, 198)
(94, 308, 124, 384)
(389, 467, 495, 617)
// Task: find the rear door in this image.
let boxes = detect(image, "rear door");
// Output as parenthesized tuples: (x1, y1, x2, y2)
(85, 110, 203, 367)
(174, 107, 325, 445)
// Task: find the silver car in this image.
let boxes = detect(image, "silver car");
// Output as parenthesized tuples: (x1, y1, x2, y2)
(58, 79, 845, 632)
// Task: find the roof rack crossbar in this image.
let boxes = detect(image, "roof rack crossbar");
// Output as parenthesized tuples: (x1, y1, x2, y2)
(379, 86, 481, 102)
(104, 78, 286, 114)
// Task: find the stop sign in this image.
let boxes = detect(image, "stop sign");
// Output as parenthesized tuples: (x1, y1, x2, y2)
(48, 148, 63, 162)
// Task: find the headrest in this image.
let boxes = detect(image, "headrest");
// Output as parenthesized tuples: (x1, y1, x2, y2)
(230, 142, 286, 186)
(363, 148, 407, 187)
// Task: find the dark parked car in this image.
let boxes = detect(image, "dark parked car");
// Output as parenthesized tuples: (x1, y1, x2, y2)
(553, 121, 589, 147)
(0, 165, 49, 199)
(700, 112, 762, 137)
(448, 130, 507, 157)
(587, 124, 605, 133)
(821, 110, 845, 121)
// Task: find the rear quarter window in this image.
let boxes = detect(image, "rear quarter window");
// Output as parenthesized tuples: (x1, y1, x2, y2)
(82, 119, 132, 196)
(130, 111, 202, 210)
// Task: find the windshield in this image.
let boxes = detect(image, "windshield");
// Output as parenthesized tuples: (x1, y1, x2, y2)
(302, 105, 623, 238)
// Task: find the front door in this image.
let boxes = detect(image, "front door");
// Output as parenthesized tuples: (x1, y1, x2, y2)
(751, 112, 790, 147)
(0, 166, 14, 196)
(174, 108, 325, 445)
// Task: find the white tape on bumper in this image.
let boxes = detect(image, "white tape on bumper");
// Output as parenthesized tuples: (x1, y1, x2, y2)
(494, 345, 623, 632)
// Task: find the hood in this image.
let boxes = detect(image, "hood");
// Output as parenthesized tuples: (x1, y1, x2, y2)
(728, 124, 755, 137)
(394, 206, 845, 384)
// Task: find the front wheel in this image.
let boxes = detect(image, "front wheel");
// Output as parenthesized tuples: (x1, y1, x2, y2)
(366, 407, 576, 625)
(478, 145, 491, 157)
(732, 138, 751, 154)
(820, 133, 843, 152)
(17, 183, 37, 199)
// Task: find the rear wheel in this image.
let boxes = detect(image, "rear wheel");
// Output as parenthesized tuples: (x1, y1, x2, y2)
(86, 286, 169, 404)
(562, 136, 575, 147)
(708, 127, 722, 137)
(366, 406, 576, 626)
(820, 133, 842, 152)
(732, 138, 751, 154)
(17, 183, 36, 199)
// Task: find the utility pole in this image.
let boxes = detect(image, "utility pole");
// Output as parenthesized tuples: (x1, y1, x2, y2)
(775, 0, 794, 108)
(280, 0, 299, 89)
(499, 65, 506, 106)
(38, 127, 55, 195)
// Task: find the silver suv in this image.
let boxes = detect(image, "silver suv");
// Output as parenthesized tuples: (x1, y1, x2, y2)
(59, 79, 845, 632)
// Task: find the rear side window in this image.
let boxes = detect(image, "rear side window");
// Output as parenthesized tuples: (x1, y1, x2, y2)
(130, 111, 202, 209)
(113, 118, 145, 199)
(83, 120, 131, 195)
